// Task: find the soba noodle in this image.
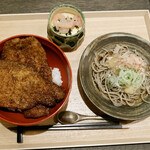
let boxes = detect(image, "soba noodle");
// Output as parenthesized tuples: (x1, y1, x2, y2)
(91, 44, 150, 107)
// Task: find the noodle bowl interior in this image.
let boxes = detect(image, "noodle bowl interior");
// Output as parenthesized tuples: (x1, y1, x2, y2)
(91, 42, 150, 107)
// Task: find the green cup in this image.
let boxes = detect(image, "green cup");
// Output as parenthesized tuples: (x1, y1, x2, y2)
(47, 4, 85, 51)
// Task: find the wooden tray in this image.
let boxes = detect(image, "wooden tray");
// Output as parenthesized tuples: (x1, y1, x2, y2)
(0, 10, 150, 149)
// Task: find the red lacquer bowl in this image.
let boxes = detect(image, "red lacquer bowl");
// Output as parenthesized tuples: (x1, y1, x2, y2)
(0, 34, 72, 126)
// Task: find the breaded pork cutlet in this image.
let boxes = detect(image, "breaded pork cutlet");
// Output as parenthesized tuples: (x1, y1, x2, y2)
(24, 105, 50, 118)
(1, 37, 66, 118)
(0, 60, 56, 112)
(1, 36, 52, 82)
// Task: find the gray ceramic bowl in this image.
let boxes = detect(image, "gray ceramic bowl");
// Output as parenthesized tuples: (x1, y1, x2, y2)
(79, 32, 150, 120)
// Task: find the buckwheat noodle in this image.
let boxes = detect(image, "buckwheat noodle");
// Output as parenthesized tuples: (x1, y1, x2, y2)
(91, 44, 150, 107)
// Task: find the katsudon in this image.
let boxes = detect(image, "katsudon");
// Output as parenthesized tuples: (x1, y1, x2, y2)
(0, 36, 66, 118)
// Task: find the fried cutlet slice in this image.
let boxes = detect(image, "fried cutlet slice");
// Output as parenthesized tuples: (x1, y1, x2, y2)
(0, 60, 56, 112)
(51, 83, 66, 101)
(23, 105, 50, 118)
(1, 36, 66, 100)
(1, 36, 66, 118)
(1, 36, 52, 82)
(23, 83, 65, 118)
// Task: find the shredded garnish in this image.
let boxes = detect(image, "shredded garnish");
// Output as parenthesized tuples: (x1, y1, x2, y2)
(107, 44, 146, 73)
(107, 68, 145, 94)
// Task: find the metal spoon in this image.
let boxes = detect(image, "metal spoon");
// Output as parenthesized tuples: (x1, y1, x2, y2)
(57, 111, 103, 124)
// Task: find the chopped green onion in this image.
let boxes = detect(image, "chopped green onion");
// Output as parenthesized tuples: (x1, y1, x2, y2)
(75, 25, 79, 28)
(107, 68, 145, 94)
(53, 26, 59, 32)
(68, 29, 72, 35)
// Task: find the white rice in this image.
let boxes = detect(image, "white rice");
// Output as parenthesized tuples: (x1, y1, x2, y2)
(52, 68, 63, 86)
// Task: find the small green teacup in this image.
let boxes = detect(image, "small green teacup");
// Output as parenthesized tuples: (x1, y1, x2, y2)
(47, 4, 85, 51)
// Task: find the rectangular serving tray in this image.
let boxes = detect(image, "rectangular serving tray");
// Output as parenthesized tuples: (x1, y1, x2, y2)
(0, 10, 150, 150)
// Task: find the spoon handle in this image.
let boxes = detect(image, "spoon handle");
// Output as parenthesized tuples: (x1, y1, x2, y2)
(80, 115, 103, 121)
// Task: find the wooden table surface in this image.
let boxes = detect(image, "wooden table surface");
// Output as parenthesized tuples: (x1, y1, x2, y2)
(0, 0, 150, 150)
